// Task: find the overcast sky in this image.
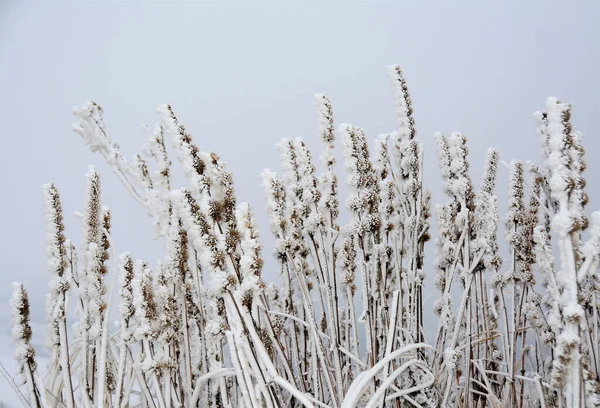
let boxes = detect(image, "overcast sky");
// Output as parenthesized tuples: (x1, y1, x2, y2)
(0, 1, 598, 404)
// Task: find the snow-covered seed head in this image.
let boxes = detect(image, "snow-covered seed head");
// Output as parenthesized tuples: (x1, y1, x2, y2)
(480, 148, 499, 196)
(277, 137, 302, 202)
(448, 132, 474, 207)
(537, 98, 589, 237)
(156, 262, 181, 343)
(142, 122, 171, 190)
(157, 104, 206, 182)
(83, 166, 102, 246)
(374, 135, 390, 181)
(175, 189, 226, 271)
(72, 102, 107, 153)
(296, 138, 321, 208)
(42, 183, 67, 278)
(340, 124, 379, 220)
(339, 234, 357, 294)
(133, 153, 153, 190)
(101, 207, 111, 259)
(118, 252, 135, 342)
(315, 93, 335, 145)
(236, 202, 264, 279)
(203, 150, 238, 227)
(262, 169, 288, 238)
(507, 160, 525, 230)
(435, 132, 452, 188)
(134, 262, 158, 340)
(42, 184, 71, 350)
(387, 64, 416, 140)
(166, 218, 189, 283)
(551, 331, 581, 389)
(11, 283, 37, 371)
(533, 225, 555, 275)
(315, 94, 340, 231)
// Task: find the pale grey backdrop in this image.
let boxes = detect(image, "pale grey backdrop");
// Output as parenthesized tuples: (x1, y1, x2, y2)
(0, 1, 598, 405)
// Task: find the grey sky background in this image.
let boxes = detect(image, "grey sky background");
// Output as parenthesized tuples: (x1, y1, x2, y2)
(0, 1, 598, 403)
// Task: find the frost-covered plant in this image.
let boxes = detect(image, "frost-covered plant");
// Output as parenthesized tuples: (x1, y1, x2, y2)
(5, 67, 600, 408)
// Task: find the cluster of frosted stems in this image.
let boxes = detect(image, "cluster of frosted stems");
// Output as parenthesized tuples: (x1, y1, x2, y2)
(7, 67, 600, 408)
